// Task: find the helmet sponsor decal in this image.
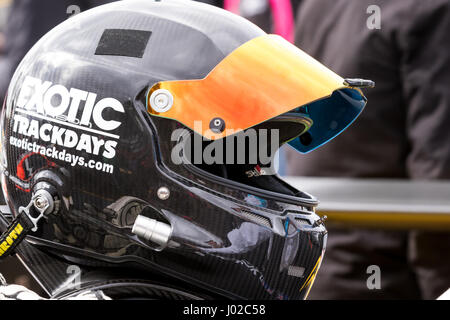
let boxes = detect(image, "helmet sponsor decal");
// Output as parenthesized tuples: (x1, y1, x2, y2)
(9, 76, 124, 174)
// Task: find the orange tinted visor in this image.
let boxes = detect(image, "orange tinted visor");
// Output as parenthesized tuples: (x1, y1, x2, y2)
(147, 34, 357, 140)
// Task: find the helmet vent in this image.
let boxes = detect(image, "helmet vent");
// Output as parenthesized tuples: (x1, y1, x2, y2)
(294, 218, 311, 227)
(286, 209, 313, 215)
(288, 265, 305, 278)
(238, 209, 272, 228)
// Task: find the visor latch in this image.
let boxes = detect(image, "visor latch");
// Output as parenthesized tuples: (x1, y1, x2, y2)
(209, 117, 225, 133)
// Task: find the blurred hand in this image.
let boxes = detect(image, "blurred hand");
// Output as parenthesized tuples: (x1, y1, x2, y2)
(0, 273, 111, 300)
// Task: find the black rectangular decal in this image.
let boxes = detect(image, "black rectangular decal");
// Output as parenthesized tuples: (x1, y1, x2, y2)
(95, 29, 152, 58)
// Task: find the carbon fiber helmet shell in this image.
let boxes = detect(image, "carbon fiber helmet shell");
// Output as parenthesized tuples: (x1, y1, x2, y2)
(0, 0, 327, 299)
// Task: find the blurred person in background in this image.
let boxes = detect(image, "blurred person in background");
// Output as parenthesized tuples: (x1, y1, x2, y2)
(286, 0, 450, 299)
(0, 0, 114, 103)
(200, 0, 302, 42)
(0, 0, 11, 53)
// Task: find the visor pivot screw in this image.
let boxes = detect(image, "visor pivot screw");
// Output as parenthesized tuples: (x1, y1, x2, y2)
(34, 195, 49, 210)
(210, 117, 225, 133)
(157, 187, 170, 200)
(149, 89, 174, 113)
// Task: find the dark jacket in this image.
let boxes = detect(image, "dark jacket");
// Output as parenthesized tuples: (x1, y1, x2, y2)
(286, 0, 450, 300)
(286, 0, 450, 180)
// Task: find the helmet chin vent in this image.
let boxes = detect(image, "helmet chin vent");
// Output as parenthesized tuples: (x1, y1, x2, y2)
(236, 208, 272, 228)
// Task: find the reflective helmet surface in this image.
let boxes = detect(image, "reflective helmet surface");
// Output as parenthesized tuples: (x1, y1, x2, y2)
(0, 0, 346, 299)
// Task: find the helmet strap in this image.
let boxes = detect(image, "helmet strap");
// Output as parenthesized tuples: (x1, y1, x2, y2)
(0, 190, 54, 260)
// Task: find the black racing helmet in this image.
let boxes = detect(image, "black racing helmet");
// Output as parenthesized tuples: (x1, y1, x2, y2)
(0, 0, 369, 299)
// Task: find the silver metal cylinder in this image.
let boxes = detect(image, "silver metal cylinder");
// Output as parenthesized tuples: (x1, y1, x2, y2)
(132, 215, 171, 247)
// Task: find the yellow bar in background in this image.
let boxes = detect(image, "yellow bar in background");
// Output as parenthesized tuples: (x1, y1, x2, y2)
(285, 177, 450, 231)
(317, 210, 450, 231)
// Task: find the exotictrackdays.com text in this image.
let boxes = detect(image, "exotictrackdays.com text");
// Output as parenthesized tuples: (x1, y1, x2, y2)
(10, 136, 114, 174)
